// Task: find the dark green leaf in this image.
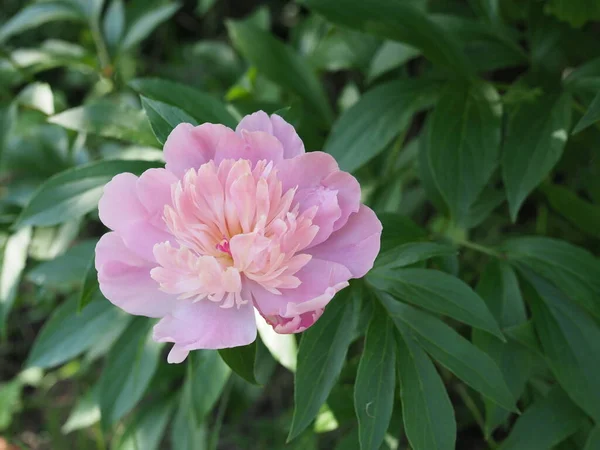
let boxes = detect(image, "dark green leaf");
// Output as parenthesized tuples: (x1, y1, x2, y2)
(0, 228, 31, 329)
(584, 426, 600, 450)
(79, 255, 99, 311)
(27, 293, 129, 369)
(130, 78, 237, 128)
(541, 183, 600, 238)
(98, 317, 162, 427)
(573, 91, 600, 134)
(374, 242, 457, 270)
(141, 96, 197, 145)
(190, 350, 231, 421)
(325, 78, 439, 173)
(289, 288, 359, 440)
(218, 342, 258, 385)
(379, 292, 516, 412)
(396, 327, 456, 450)
(16, 159, 162, 227)
(113, 396, 174, 450)
(120, 3, 181, 51)
(0, 3, 83, 44)
(48, 100, 158, 146)
(227, 20, 333, 125)
(501, 93, 572, 221)
(498, 387, 586, 450)
(354, 307, 395, 450)
(378, 213, 427, 252)
(504, 321, 543, 356)
(425, 81, 501, 225)
(103, 0, 125, 51)
(524, 271, 600, 421)
(301, 0, 474, 77)
(369, 268, 503, 339)
(172, 377, 207, 450)
(545, 0, 600, 28)
(503, 236, 600, 319)
(367, 41, 420, 83)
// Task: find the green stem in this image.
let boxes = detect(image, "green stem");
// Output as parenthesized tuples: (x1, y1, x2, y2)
(456, 239, 503, 258)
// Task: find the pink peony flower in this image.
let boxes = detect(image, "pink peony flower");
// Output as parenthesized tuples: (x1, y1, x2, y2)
(95, 111, 382, 363)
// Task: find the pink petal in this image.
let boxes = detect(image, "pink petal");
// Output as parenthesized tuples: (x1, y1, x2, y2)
(164, 123, 238, 177)
(252, 258, 351, 332)
(98, 173, 146, 232)
(293, 185, 341, 247)
(153, 299, 257, 363)
(136, 168, 177, 217)
(323, 170, 361, 231)
(95, 232, 174, 318)
(120, 219, 173, 262)
(307, 205, 382, 278)
(215, 130, 284, 165)
(276, 152, 338, 192)
(236, 111, 305, 159)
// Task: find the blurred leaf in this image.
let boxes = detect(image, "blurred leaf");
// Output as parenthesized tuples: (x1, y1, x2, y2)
(17, 82, 54, 115)
(498, 387, 586, 450)
(374, 242, 456, 270)
(68, 0, 105, 20)
(16, 159, 162, 227)
(541, 183, 600, 238)
(472, 262, 532, 436)
(524, 271, 600, 422)
(573, 92, 600, 134)
(504, 321, 542, 356)
(27, 239, 95, 289)
(197, 0, 218, 15)
(79, 255, 98, 311)
(190, 350, 231, 421)
(425, 81, 501, 226)
(367, 41, 420, 83)
(27, 293, 129, 369)
(564, 57, 600, 94)
(0, 2, 83, 44)
(218, 341, 260, 385)
(120, 3, 181, 51)
(0, 380, 22, 431)
(289, 288, 359, 440)
(465, 187, 505, 228)
(28, 219, 81, 261)
(544, 0, 600, 28)
(98, 317, 162, 427)
(369, 268, 503, 339)
(310, 29, 379, 72)
(418, 126, 448, 214)
(584, 426, 600, 450)
(378, 213, 427, 251)
(48, 100, 158, 146)
(113, 396, 174, 450)
(326, 78, 438, 173)
(62, 388, 100, 434)
(103, 0, 125, 51)
(301, 0, 474, 77)
(227, 20, 333, 125)
(256, 312, 297, 372)
(503, 236, 600, 319)
(10, 39, 94, 75)
(379, 293, 516, 412)
(397, 327, 456, 450)
(0, 227, 31, 329)
(130, 77, 237, 128)
(172, 377, 207, 450)
(141, 96, 197, 145)
(354, 308, 395, 450)
(501, 93, 572, 221)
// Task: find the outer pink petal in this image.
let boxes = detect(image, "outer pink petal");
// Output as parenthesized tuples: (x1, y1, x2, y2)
(276, 152, 338, 192)
(98, 173, 146, 232)
(153, 300, 257, 363)
(307, 205, 382, 278)
(215, 130, 284, 165)
(252, 258, 351, 333)
(95, 232, 174, 318)
(136, 168, 177, 217)
(236, 111, 304, 159)
(323, 170, 361, 231)
(164, 123, 236, 177)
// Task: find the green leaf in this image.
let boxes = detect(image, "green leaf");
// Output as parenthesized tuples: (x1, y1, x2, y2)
(503, 236, 600, 319)
(504, 321, 543, 356)
(26, 293, 129, 369)
(48, 100, 158, 146)
(0, 227, 31, 329)
(325, 78, 439, 173)
(425, 81, 501, 225)
(130, 78, 237, 128)
(367, 41, 420, 83)
(541, 183, 600, 238)
(396, 327, 456, 450)
(62, 389, 100, 434)
(120, 3, 181, 51)
(301, 0, 474, 77)
(171, 377, 207, 450)
(141, 96, 197, 145)
(78, 254, 99, 311)
(0, 380, 22, 431)
(17, 82, 54, 115)
(354, 308, 395, 450)
(218, 341, 260, 385)
(0, 3, 83, 44)
(544, 0, 600, 28)
(378, 292, 516, 412)
(374, 242, 456, 270)
(501, 93, 572, 221)
(584, 426, 600, 450)
(378, 213, 427, 252)
(113, 396, 174, 450)
(103, 0, 125, 51)
(472, 262, 532, 436)
(16, 159, 162, 227)
(498, 387, 586, 450)
(227, 20, 333, 125)
(289, 288, 359, 440)
(523, 271, 600, 422)
(573, 91, 600, 134)
(98, 317, 162, 427)
(190, 350, 231, 420)
(368, 268, 503, 339)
